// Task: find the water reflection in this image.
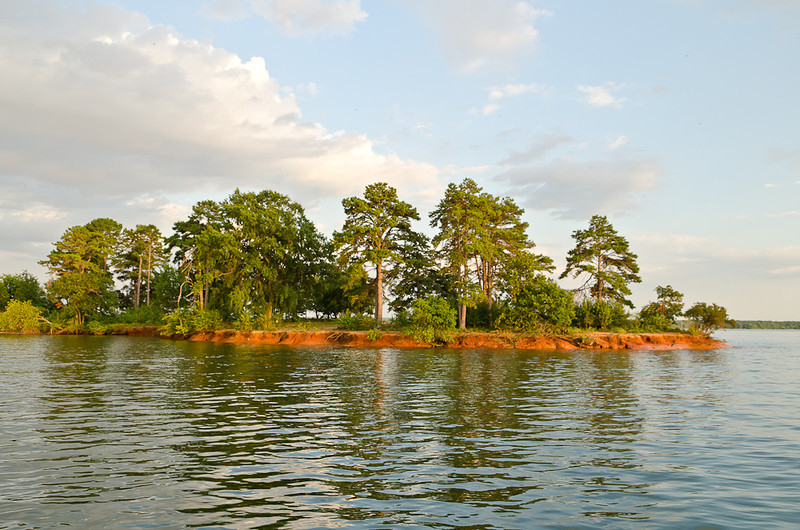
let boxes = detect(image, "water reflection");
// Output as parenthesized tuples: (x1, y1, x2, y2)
(4, 334, 798, 528)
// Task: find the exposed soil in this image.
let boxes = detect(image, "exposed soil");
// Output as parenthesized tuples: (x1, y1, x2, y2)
(120, 327, 727, 350)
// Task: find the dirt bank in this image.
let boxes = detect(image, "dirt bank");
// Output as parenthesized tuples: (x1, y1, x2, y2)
(146, 329, 726, 350)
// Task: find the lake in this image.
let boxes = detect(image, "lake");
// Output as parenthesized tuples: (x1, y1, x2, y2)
(1, 329, 798, 528)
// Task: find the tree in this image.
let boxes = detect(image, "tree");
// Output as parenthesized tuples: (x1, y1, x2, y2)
(684, 302, 733, 336)
(168, 190, 328, 323)
(115, 225, 167, 308)
(40, 219, 121, 324)
(334, 182, 421, 325)
(560, 215, 641, 308)
(0, 271, 50, 310)
(638, 285, 684, 330)
(497, 276, 575, 333)
(430, 178, 487, 329)
(0, 300, 42, 333)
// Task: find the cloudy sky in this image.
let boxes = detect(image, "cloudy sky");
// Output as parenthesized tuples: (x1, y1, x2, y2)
(1, 0, 798, 319)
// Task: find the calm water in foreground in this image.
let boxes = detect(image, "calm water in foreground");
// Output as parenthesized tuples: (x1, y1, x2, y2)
(1, 330, 798, 529)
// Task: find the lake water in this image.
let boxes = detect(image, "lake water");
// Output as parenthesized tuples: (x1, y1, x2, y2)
(1, 329, 798, 528)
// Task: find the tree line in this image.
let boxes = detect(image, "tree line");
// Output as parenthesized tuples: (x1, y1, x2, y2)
(1, 179, 731, 336)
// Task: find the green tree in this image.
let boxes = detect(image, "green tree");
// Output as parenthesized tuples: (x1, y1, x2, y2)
(407, 296, 457, 345)
(684, 302, 733, 336)
(638, 285, 684, 330)
(334, 182, 421, 325)
(0, 280, 8, 311)
(167, 200, 227, 311)
(560, 215, 641, 308)
(40, 219, 121, 324)
(115, 224, 167, 308)
(0, 271, 50, 309)
(0, 300, 42, 333)
(497, 276, 575, 333)
(430, 178, 487, 329)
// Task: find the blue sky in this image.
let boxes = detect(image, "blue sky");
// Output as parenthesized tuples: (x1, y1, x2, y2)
(1, 0, 798, 319)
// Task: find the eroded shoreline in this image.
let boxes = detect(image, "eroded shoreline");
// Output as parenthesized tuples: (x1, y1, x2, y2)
(114, 327, 728, 350)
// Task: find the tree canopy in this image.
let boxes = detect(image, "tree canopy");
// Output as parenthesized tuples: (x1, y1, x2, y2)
(560, 214, 641, 308)
(334, 182, 421, 325)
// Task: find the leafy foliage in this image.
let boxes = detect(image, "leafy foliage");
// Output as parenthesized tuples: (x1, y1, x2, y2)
(573, 299, 630, 331)
(160, 308, 223, 335)
(638, 285, 685, 330)
(497, 276, 575, 333)
(407, 296, 457, 344)
(684, 302, 733, 336)
(560, 215, 641, 307)
(0, 300, 42, 333)
(334, 182, 421, 324)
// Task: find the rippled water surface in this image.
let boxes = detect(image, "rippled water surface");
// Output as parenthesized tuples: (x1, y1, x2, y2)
(1, 330, 799, 528)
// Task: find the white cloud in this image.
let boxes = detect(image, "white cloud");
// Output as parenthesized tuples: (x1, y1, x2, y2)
(404, 0, 549, 72)
(496, 157, 659, 219)
(488, 83, 545, 100)
(246, 0, 367, 36)
(0, 1, 437, 207)
(765, 183, 776, 188)
(577, 82, 627, 109)
(607, 135, 629, 150)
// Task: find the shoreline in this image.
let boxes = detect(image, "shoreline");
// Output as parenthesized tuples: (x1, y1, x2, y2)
(116, 327, 727, 351)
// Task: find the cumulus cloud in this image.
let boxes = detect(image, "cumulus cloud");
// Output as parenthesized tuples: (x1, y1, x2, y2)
(478, 82, 545, 115)
(201, 0, 367, 35)
(607, 135, 629, 150)
(405, 0, 549, 72)
(577, 82, 627, 109)
(0, 1, 436, 201)
(496, 158, 659, 219)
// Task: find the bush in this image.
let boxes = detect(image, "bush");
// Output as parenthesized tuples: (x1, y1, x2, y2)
(0, 300, 42, 333)
(497, 277, 575, 333)
(366, 328, 383, 341)
(336, 313, 375, 331)
(574, 299, 629, 330)
(115, 305, 165, 325)
(160, 308, 223, 335)
(407, 296, 457, 345)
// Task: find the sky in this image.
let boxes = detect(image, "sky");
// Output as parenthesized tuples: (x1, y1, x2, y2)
(1, 0, 798, 320)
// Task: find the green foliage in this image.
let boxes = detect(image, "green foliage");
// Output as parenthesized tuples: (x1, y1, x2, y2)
(560, 215, 641, 308)
(638, 285, 685, 331)
(684, 302, 733, 336)
(115, 305, 165, 325)
(407, 296, 457, 345)
(114, 224, 167, 309)
(334, 182, 422, 324)
(0, 271, 50, 310)
(85, 320, 114, 335)
(40, 219, 122, 324)
(0, 300, 42, 333)
(160, 308, 223, 335)
(0, 280, 7, 310)
(497, 276, 575, 333)
(574, 299, 629, 330)
(336, 313, 376, 331)
(365, 328, 383, 341)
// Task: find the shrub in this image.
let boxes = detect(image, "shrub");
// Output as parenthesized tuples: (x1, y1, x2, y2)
(574, 299, 629, 330)
(366, 328, 383, 341)
(497, 276, 575, 333)
(336, 313, 375, 331)
(0, 299, 42, 333)
(408, 296, 457, 345)
(160, 308, 223, 335)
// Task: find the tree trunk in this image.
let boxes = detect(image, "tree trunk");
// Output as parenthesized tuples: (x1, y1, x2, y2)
(146, 242, 152, 306)
(135, 254, 142, 309)
(375, 260, 383, 325)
